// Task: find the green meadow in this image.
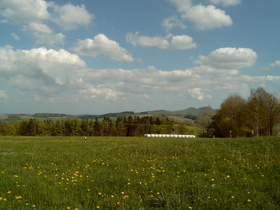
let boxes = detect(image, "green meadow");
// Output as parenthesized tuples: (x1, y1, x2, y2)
(0, 136, 279, 209)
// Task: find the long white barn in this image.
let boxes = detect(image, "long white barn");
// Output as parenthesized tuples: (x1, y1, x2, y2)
(144, 134, 195, 138)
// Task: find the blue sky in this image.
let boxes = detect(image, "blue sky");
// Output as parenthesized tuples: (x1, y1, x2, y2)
(0, 0, 280, 114)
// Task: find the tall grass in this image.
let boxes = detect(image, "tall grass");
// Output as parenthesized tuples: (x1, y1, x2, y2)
(0, 136, 279, 209)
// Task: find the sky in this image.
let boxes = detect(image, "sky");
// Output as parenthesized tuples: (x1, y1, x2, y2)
(0, 0, 280, 115)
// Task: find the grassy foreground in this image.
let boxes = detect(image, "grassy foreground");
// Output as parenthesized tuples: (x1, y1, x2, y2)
(0, 136, 279, 210)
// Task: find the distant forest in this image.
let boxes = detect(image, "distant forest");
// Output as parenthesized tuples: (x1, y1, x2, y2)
(0, 116, 178, 137)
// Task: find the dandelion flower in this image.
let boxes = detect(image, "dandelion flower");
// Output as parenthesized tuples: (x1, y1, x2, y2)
(123, 195, 129, 199)
(211, 179, 215, 181)
(247, 199, 251, 202)
(231, 196, 235, 199)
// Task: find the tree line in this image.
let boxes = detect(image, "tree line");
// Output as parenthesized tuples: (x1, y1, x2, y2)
(1, 87, 279, 138)
(207, 87, 280, 137)
(0, 116, 175, 136)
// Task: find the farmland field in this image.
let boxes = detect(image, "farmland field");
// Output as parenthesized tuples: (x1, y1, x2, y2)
(0, 136, 279, 209)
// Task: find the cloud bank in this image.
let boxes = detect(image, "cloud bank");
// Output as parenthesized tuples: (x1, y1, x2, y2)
(1, 46, 279, 113)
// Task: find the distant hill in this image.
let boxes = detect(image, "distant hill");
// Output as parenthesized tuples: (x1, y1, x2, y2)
(33, 113, 67, 118)
(78, 111, 135, 119)
(1, 107, 217, 123)
(138, 106, 216, 117)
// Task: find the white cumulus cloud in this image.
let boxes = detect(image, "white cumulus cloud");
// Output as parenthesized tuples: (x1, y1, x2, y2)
(126, 32, 170, 49)
(72, 34, 134, 62)
(170, 35, 196, 49)
(0, 0, 94, 32)
(195, 47, 257, 69)
(0, 46, 86, 92)
(126, 32, 196, 50)
(0, 0, 49, 23)
(166, 0, 233, 31)
(183, 5, 232, 30)
(48, 2, 93, 30)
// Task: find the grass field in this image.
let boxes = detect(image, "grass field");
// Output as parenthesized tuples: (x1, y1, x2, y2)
(0, 136, 279, 209)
